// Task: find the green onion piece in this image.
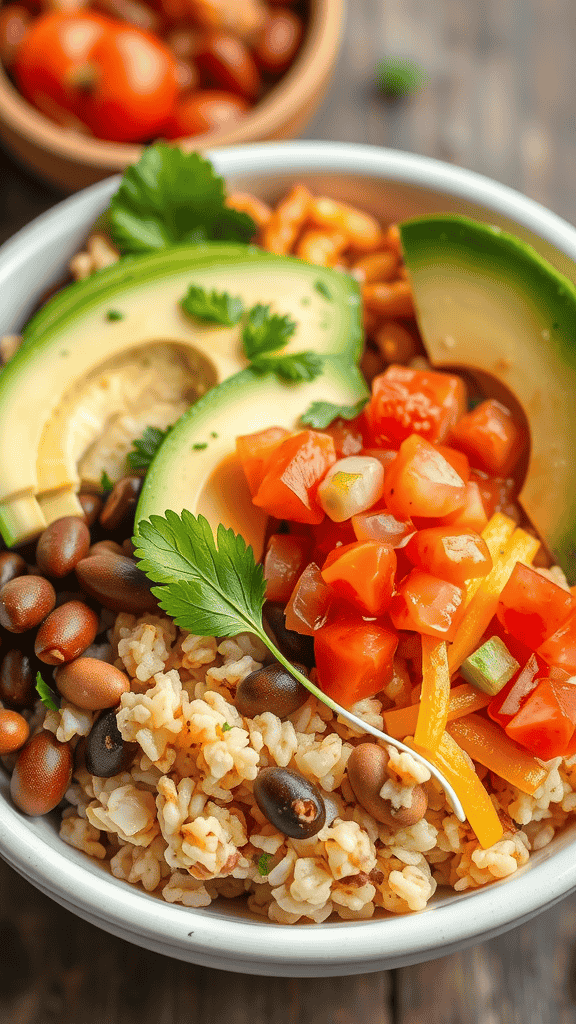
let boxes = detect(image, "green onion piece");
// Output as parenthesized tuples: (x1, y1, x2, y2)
(460, 636, 520, 695)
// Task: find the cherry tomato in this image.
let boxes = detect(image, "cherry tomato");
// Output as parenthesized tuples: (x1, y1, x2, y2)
(406, 527, 493, 587)
(255, 8, 303, 75)
(263, 533, 312, 604)
(162, 88, 249, 139)
(367, 365, 467, 446)
(195, 32, 261, 101)
(14, 12, 179, 142)
(449, 399, 527, 476)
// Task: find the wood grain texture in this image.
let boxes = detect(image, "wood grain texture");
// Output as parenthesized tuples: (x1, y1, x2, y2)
(2, 0, 576, 1019)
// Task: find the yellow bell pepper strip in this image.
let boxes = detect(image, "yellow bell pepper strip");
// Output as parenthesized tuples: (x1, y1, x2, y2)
(447, 526, 541, 675)
(447, 714, 548, 795)
(383, 682, 490, 739)
(414, 637, 450, 751)
(464, 512, 516, 608)
(409, 732, 504, 849)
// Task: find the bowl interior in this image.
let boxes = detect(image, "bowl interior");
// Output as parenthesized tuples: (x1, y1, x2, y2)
(2, 142, 576, 974)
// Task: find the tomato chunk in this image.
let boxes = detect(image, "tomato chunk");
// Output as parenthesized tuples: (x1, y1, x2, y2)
(352, 506, 415, 547)
(497, 562, 574, 651)
(321, 540, 397, 617)
(323, 416, 364, 457)
(437, 481, 488, 532)
(314, 616, 398, 706)
(406, 527, 493, 586)
(470, 471, 517, 519)
(505, 678, 575, 759)
(285, 562, 333, 636)
(311, 516, 356, 562)
(449, 399, 527, 476)
(360, 447, 399, 473)
(384, 434, 467, 520)
(488, 652, 542, 726)
(236, 426, 291, 497)
(253, 430, 336, 524)
(389, 570, 465, 640)
(435, 446, 470, 483)
(263, 534, 312, 604)
(368, 365, 467, 445)
(537, 606, 576, 674)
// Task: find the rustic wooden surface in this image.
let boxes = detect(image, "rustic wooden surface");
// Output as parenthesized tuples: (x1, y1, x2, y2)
(2, 0, 576, 1018)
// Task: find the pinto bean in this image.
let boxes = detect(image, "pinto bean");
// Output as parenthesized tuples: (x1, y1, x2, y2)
(78, 492, 103, 528)
(346, 743, 428, 829)
(0, 552, 27, 589)
(0, 709, 29, 755)
(34, 601, 99, 665)
(99, 476, 142, 532)
(75, 553, 157, 613)
(36, 517, 91, 578)
(0, 649, 35, 707)
(362, 280, 414, 318)
(0, 576, 56, 632)
(55, 657, 130, 710)
(89, 540, 124, 557)
(10, 731, 73, 816)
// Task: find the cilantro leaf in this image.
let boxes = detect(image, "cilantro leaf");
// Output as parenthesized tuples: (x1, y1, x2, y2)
(314, 280, 332, 300)
(242, 304, 297, 359)
(127, 426, 171, 473)
(251, 351, 324, 383)
(107, 145, 256, 255)
(375, 57, 429, 98)
(257, 853, 272, 876)
(181, 285, 244, 326)
(222, 722, 232, 733)
(133, 511, 267, 638)
(35, 672, 60, 712)
(300, 397, 369, 429)
(100, 470, 114, 492)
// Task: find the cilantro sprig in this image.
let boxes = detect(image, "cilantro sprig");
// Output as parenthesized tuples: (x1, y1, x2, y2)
(100, 470, 114, 493)
(241, 304, 323, 383)
(35, 672, 60, 712)
(181, 286, 244, 327)
(127, 426, 172, 473)
(257, 853, 272, 876)
(300, 397, 369, 429)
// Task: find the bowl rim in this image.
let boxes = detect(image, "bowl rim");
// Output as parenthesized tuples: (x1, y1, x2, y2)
(2, 140, 576, 972)
(0, 0, 344, 169)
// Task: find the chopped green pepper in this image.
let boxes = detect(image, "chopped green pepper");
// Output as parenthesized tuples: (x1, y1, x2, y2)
(461, 636, 520, 695)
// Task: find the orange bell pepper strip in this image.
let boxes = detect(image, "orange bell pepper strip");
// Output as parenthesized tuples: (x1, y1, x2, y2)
(447, 714, 548, 795)
(409, 732, 504, 849)
(447, 526, 540, 675)
(383, 682, 490, 739)
(414, 637, 450, 752)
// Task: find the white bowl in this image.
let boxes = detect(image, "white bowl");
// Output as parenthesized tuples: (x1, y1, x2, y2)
(2, 141, 576, 977)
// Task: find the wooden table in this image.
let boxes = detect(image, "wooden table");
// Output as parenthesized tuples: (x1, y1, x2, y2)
(2, 0, 576, 1018)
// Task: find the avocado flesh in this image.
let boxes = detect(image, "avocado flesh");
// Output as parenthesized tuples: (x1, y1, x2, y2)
(136, 361, 368, 562)
(0, 243, 361, 547)
(399, 215, 576, 583)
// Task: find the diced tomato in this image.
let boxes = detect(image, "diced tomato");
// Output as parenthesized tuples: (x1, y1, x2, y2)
(537, 606, 576, 674)
(311, 516, 356, 562)
(449, 399, 527, 476)
(321, 540, 397, 617)
(314, 616, 398, 707)
(470, 471, 517, 519)
(389, 569, 465, 641)
(368, 365, 467, 445)
(384, 434, 467, 520)
(352, 506, 415, 547)
(485, 615, 535, 668)
(405, 527, 493, 586)
(505, 678, 575, 759)
(360, 447, 399, 473)
(437, 480, 488, 532)
(435, 446, 470, 483)
(285, 562, 333, 636)
(323, 416, 364, 457)
(253, 430, 336, 525)
(488, 652, 543, 726)
(263, 534, 312, 604)
(497, 562, 574, 652)
(236, 426, 291, 497)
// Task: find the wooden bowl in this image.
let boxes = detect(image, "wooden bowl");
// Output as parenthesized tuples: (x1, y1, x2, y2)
(0, 0, 343, 192)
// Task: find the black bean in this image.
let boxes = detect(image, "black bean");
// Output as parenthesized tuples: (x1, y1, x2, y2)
(0, 575, 56, 632)
(99, 476, 142, 532)
(85, 709, 133, 778)
(253, 767, 326, 839)
(0, 552, 27, 589)
(263, 603, 315, 670)
(75, 553, 158, 614)
(36, 517, 91, 578)
(236, 662, 308, 719)
(0, 649, 36, 708)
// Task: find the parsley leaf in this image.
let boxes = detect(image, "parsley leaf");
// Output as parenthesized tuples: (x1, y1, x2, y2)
(242, 304, 297, 359)
(250, 350, 324, 383)
(107, 145, 256, 255)
(314, 279, 332, 300)
(375, 57, 429, 98)
(100, 470, 114, 492)
(257, 853, 272, 876)
(35, 671, 60, 712)
(127, 426, 171, 473)
(181, 285, 244, 326)
(222, 722, 232, 733)
(300, 397, 369, 429)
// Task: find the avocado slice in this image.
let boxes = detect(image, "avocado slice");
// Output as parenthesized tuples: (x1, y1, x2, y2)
(0, 244, 361, 547)
(399, 215, 576, 583)
(136, 361, 368, 562)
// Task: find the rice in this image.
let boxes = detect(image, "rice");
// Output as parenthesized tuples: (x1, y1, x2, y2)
(54, 611, 575, 923)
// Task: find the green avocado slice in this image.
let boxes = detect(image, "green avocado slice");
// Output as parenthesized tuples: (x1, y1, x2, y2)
(0, 243, 361, 547)
(399, 215, 576, 583)
(136, 360, 368, 562)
